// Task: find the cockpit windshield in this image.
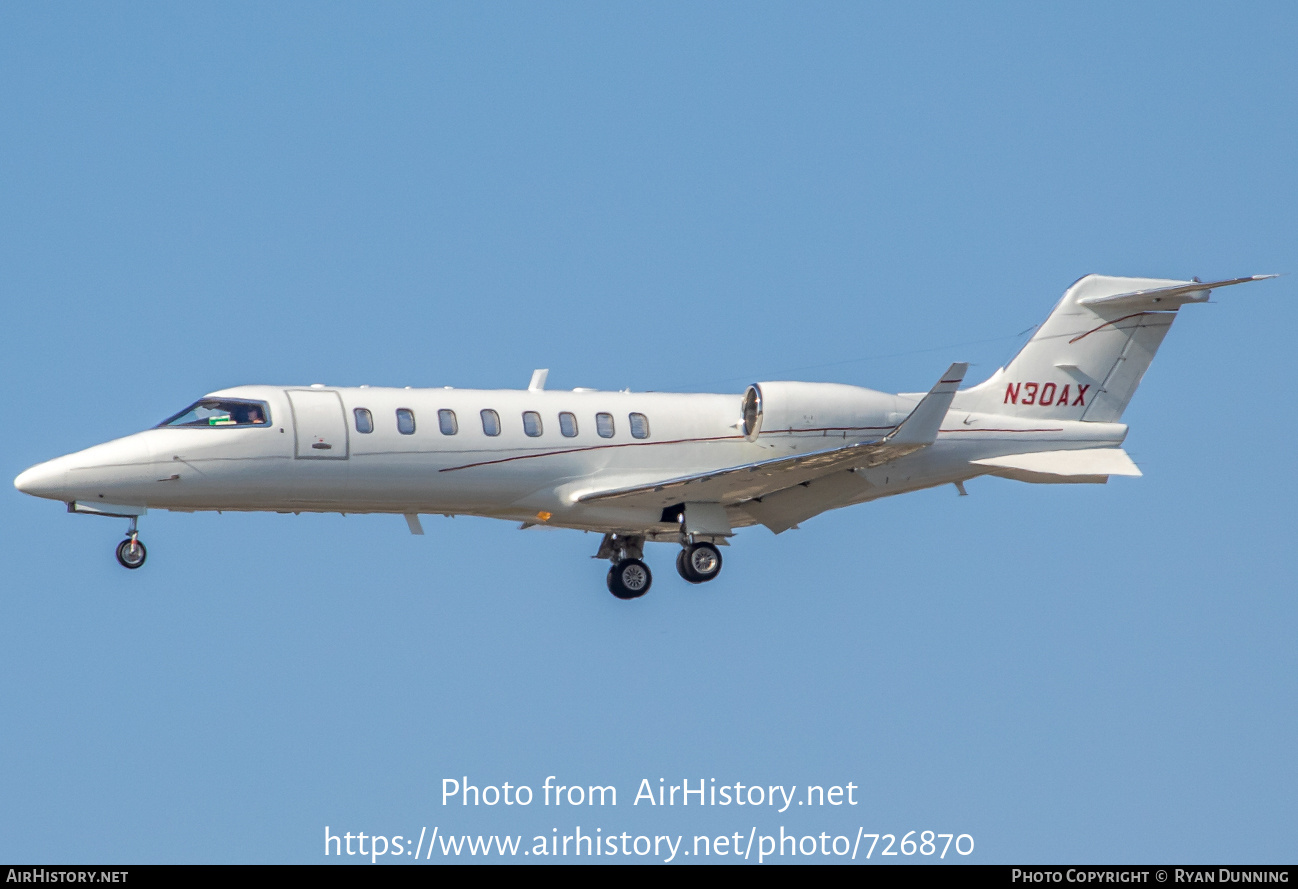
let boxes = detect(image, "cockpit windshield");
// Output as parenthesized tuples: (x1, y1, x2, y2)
(158, 399, 271, 428)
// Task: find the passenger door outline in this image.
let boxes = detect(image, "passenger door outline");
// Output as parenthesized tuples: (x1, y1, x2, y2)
(286, 389, 350, 459)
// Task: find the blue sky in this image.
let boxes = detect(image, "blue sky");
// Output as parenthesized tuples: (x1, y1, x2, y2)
(2, 3, 1295, 863)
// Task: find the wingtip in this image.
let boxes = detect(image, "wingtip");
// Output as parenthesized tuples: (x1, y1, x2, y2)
(1217, 274, 1279, 285)
(941, 362, 969, 385)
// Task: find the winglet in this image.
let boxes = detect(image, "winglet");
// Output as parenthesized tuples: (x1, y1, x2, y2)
(885, 362, 968, 446)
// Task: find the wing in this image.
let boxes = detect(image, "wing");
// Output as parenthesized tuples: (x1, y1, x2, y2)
(576, 363, 968, 512)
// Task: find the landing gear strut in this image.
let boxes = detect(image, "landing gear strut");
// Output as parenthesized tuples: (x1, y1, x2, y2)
(596, 533, 651, 599)
(115, 516, 147, 569)
(676, 542, 722, 583)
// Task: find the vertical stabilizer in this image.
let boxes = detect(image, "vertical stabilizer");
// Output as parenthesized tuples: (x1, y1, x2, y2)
(951, 274, 1272, 421)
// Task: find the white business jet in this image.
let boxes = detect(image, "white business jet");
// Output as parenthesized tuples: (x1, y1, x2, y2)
(14, 273, 1273, 598)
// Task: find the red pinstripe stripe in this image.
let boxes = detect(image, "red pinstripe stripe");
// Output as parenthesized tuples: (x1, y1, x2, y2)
(438, 426, 1071, 472)
(1068, 312, 1158, 344)
(438, 434, 745, 472)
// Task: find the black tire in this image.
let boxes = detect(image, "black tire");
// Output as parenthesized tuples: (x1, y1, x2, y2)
(683, 542, 721, 583)
(607, 558, 651, 599)
(676, 548, 698, 583)
(115, 538, 147, 569)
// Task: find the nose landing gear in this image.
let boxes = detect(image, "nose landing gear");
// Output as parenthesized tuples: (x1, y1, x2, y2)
(115, 516, 147, 569)
(116, 538, 147, 569)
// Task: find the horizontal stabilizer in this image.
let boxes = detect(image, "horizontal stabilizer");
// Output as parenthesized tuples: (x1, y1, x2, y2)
(1076, 275, 1276, 310)
(972, 448, 1141, 479)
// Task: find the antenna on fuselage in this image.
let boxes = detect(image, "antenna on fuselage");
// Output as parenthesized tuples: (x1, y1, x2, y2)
(528, 369, 549, 391)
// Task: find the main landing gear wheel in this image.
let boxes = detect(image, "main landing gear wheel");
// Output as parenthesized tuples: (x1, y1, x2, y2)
(607, 559, 652, 600)
(676, 542, 722, 584)
(115, 538, 147, 569)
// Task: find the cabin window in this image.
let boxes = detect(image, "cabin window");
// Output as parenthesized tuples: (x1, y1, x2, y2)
(559, 412, 578, 437)
(158, 399, 271, 428)
(629, 412, 650, 439)
(481, 409, 501, 436)
(353, 408, 374, 434)
(523, 411, 543, 437)
(595, 412, 615, 438)
(438, 409, 458, 435)
(396, 408, 416, 435)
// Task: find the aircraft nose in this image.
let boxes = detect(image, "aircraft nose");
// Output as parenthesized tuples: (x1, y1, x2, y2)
(14, 459, 68, 500)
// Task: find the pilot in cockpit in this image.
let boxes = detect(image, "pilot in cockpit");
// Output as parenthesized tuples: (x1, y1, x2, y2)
(161, 400, 270, 427)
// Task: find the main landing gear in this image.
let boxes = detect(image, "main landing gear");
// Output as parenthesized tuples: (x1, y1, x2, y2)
(597, 533, 652, 599)
(676, 542, 722, 584)
(608, 559, 652, 599)
(595, 533, 724, 599)
(115, 516, 147, 569)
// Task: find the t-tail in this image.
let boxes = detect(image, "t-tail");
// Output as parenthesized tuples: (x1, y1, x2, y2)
(952, 274, 1276, 421)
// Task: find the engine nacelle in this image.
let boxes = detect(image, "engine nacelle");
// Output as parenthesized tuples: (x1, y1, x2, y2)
(741, 381, 903, 442)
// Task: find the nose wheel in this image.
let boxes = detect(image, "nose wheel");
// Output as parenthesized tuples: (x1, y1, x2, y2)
(676, 542, 722, 583)
(116, 537, 147, 569)
(114, 516, 147, 569)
